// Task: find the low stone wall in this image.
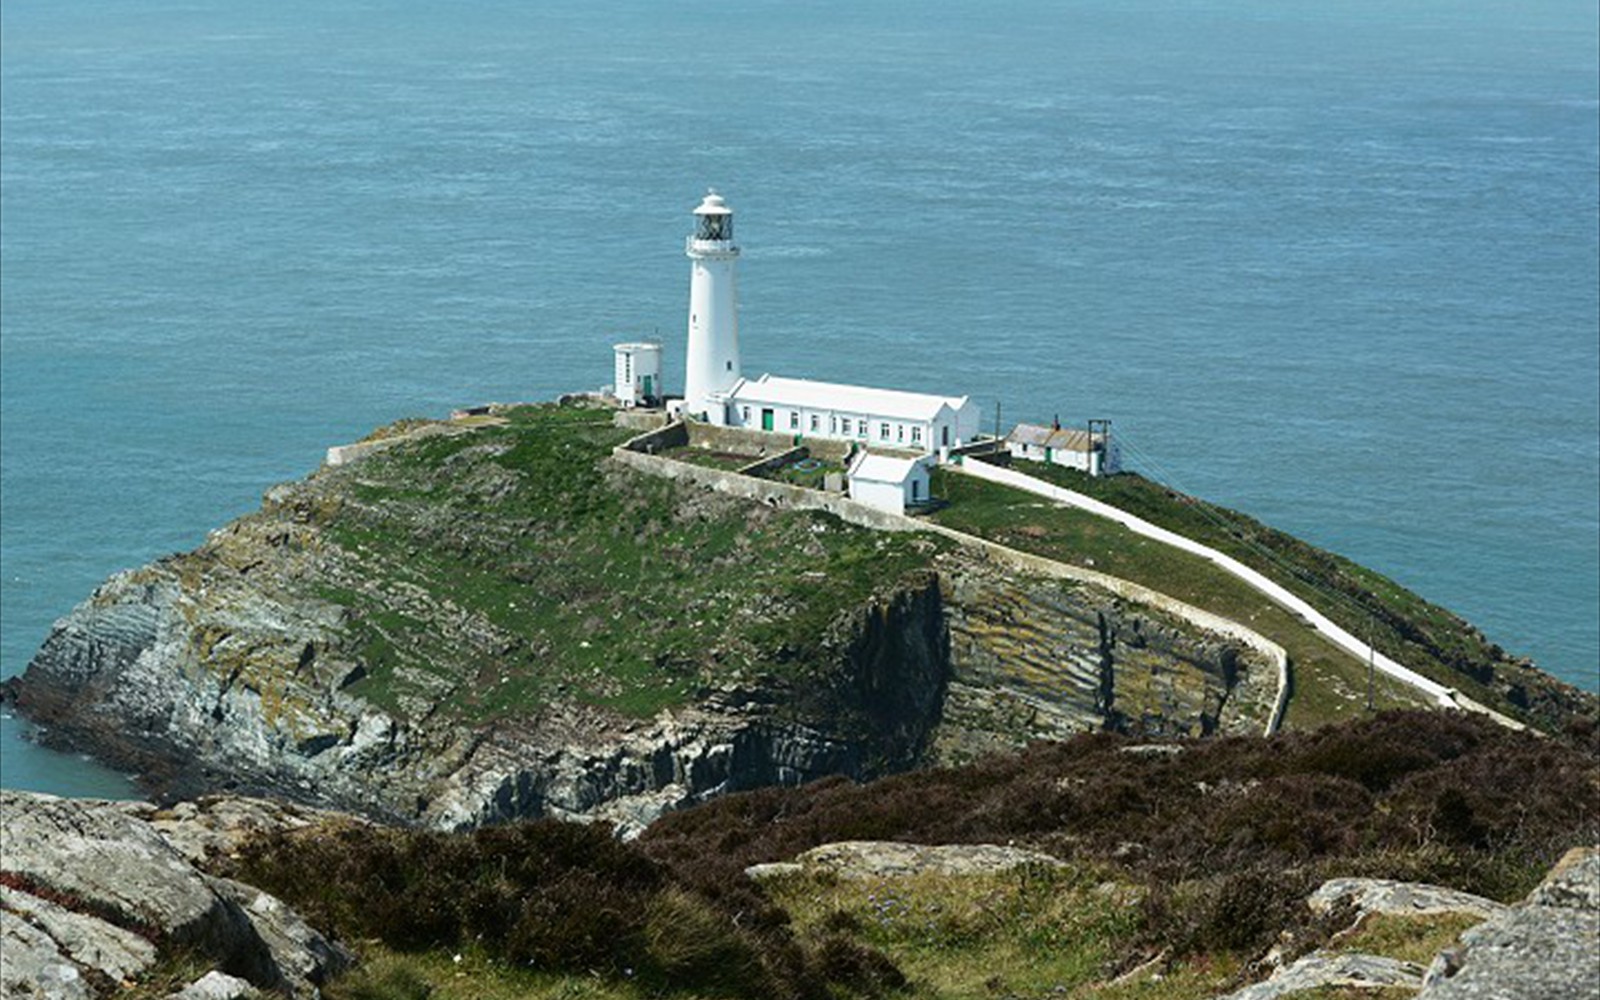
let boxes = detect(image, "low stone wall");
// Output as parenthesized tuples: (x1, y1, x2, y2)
(618, 419, 689, 455)
(738, 446, 808, 478)
(612, 409, 671, 432)
(326, 438, 402, 467)
(684, 422, 799, 457)
(610, 446, 918, 534)
(325, 421, 468, 467)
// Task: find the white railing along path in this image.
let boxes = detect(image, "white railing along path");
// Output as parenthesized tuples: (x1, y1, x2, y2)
(952, 459, 1520, 728)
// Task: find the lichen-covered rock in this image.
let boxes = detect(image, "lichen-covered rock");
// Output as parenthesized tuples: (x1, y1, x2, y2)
(2, 900, 120, 1000)
(0, 884, 158, 986)
(0, 790, 349, 998)
(165, 970, 261, 999)
(1308, 877, 1507, 921)
(748, 840, 1066, 881)
(1215, 951, 1427, 999)
(1418, 845, 1600, 1000)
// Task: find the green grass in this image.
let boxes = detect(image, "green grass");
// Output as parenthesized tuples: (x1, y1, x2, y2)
(312, 405, 946, 723)
(928, 468, 1432, 728)
(324, 945, 657, 1000)
(1334, 911, 1484, 966)
(766, 457, 844, 490)
(657, 445, 755, 471)
(766, 865, 1149, 998)
(986, 462, 1531, 720)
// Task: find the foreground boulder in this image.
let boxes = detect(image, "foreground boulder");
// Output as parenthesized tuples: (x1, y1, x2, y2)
(0, 791, 349, 998)
(1418, 845, 1600, 999)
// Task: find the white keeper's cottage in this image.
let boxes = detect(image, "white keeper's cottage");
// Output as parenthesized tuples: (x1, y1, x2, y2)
(1006, 422, 1121, 476)
(671, 190, 981, 457)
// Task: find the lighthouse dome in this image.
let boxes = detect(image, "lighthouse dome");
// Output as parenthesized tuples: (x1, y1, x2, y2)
(694, 189, 732, 216)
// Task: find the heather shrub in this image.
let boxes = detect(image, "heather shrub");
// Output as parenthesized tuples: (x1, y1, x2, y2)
(810, 934, 908, 993)
(642, 710, 1598, 965)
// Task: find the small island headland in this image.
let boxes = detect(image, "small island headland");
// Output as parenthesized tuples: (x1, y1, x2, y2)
(3, 192, 1595, 999)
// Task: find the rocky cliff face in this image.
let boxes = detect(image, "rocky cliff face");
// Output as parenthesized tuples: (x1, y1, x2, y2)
(6, 407, 1273, 832)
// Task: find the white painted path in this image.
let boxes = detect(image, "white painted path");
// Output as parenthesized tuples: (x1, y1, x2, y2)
(952, 460, 1520, 727)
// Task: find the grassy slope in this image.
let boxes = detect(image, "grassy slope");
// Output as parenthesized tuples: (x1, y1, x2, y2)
(927, 467, 1433, 727)
(320, 404, 943, 722)
(324, 407, 1563, 730)
(973, 462, 1561, 725)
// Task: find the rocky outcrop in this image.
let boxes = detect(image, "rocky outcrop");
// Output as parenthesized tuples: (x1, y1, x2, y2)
(745, 840, 1066, 881)
(1218, 951, 1429, 1000)
(937, 566, 1275, 765)
(1307, 878, 1507, 922)
(5, 408, 1275, 833)
(1210, 848, 1600, 1000)
(1418, 845, 1599, 999)
(0, 790, 349, 998)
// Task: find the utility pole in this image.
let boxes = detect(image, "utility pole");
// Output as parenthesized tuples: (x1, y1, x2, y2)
(1087, 418, 1112, 477)
(994, 400, 1002, 446)
(1366, 621, 1375, 713)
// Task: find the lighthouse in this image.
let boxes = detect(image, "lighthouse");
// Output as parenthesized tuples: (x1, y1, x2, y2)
(682, 189, 741, 424)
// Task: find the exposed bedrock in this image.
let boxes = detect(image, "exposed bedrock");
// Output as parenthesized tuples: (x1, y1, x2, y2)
(7, 548, 1266, 834)
(0, 791, 349, 999)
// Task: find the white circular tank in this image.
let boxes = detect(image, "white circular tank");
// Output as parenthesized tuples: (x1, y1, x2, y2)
(613, 341, 663, 407)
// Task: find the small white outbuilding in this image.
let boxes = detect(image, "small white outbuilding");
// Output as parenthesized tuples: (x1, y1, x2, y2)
(613, 342, 663, 407)
(846, 451, 932, 515)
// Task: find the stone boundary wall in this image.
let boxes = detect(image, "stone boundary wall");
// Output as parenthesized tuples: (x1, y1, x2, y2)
(686, 422, 804, 457)
(610, 447, 916, 533)
(612, 409, 671, 432)
(738, 446, 809, 478)
(326, 438, 405, 467)
(325, 421, 474, 467)
(613, 429, 1290, 736)
(691, 423, 858, 463)
(617, 420, 690, 455)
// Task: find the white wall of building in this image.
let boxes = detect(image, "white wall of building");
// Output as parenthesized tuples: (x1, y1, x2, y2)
(727, 400, 937, 450)
(724, 383, 979, 455)
(1007, 436, 1122, 475)
(613, 342, 663, 407)
(847, 455, 931, 514)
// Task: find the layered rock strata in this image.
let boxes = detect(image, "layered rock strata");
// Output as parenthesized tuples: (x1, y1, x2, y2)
(6, 411, 1273, 832)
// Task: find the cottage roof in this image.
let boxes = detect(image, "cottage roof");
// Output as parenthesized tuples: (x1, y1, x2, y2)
(1007, 422, 1101, 452)
(730, 373, 967, 422)
(847, 451, 926, 485)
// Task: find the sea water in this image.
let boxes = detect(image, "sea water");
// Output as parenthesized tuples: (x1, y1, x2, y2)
(2, 0, 1595, 796)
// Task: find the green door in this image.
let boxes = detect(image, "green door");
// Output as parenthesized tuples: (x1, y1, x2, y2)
(1044, 446, 1053, 464)
(641, 375, 653, 398)
(761, 408, 775, 431)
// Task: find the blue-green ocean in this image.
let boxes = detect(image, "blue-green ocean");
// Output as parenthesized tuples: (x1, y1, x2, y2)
(3, 0, 1596, 797)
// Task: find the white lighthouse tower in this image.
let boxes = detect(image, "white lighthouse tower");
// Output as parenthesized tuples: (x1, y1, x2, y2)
(682, 189, 741, 424)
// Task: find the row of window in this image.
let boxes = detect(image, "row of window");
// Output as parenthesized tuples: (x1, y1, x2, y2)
(739, 406, 926, 445)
